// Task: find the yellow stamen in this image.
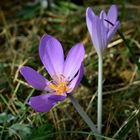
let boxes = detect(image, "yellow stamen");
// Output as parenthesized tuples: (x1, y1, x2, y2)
(48, 74, 70, 94)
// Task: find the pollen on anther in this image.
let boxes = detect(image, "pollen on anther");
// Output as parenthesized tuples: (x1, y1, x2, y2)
(48, 74, 70, 94)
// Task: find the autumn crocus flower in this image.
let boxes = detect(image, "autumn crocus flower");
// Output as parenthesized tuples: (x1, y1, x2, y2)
(86, 5, 120, 56)
(20, 35, 85, 112)
(86, 5, 120, 136)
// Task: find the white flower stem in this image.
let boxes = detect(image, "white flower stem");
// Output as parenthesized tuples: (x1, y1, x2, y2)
(97, 54, 103, 139)
(68, 94, 99, 138)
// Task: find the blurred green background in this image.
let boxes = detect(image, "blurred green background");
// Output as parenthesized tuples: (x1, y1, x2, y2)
(0, 0, 140, 139)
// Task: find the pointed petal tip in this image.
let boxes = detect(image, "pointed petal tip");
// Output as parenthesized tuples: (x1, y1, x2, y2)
(110, 4, 117, 9)
(40, 34, 55, 43)
(76, 42, 85, 53)
(110, 4, 118, 14)
(71, 42, 85, 56)
(86, 7, 92, 13)
(86, 7, 95, 19)
(41, 34, 47, 38)
(19, 66, 31, 77)
(19, 66, 26, 73)
(100, 10, 106, 19)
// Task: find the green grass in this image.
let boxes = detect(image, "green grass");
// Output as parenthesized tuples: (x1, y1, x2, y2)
(0, 0, 140, 139)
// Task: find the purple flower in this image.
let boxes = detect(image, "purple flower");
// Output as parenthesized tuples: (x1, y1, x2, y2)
(86, 5, 120, 56)
(20, 35, 85, 112)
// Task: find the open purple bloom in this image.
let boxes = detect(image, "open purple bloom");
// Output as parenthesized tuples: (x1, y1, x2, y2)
(20, 35, 85, 112)
(86, 5, 120, 56)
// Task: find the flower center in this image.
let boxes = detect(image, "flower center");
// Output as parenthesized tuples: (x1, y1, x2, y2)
(48, 74, 70, 94)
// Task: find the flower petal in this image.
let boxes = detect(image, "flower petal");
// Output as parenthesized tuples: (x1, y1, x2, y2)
(100, 10, 109, 29)
(86, 7, 96, 37)
(63, 43, 85, 80)
(107, 21, 120, 43)
(29, 94, 55, 112)
(107, 5, 118, 28)
(20, 66, 49, 90)
(39, 35, 64, 77)
(67, 64, 84, 93)
(89, 16, 107, 55)
(29, 93, 66, 112)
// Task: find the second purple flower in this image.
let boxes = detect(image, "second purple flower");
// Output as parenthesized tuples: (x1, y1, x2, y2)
(86, 5, 120, 56)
